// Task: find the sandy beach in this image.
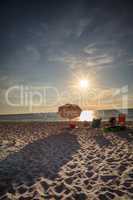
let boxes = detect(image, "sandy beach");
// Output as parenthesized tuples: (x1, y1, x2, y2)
(0, 122, 133, 200)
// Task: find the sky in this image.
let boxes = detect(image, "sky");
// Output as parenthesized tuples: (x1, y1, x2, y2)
(0, 0, 133, 114)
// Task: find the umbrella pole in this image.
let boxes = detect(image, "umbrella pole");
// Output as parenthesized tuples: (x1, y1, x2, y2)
(69, 118, 71, 128)
(69, 118, 72, 128)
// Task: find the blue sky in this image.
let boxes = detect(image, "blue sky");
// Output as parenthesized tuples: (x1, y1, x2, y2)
(0, 0, 133, 114)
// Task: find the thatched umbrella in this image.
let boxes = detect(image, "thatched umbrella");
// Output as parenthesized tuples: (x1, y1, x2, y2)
(58, 104, 82, 122)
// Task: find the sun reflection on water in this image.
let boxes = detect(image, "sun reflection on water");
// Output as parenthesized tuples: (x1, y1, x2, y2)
(80, 110, 94, 122)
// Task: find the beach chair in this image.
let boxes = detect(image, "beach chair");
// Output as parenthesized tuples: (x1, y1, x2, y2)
(91, 118, 101, 129)
(109, 117, 116, 128)
(118, 113, 126, 127)
(91, 118, 102, 137)
(104, 115, 126, 132)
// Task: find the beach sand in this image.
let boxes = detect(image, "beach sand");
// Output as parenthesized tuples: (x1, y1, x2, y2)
(0, 122, 133, 200)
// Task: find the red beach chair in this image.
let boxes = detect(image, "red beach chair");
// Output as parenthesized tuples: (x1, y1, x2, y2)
(69, 122, 76, 129)
(118, 113, 126, 127)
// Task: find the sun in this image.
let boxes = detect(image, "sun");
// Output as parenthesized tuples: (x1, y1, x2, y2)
(68, 71, 91, 91)
(79, 79, 89, 89)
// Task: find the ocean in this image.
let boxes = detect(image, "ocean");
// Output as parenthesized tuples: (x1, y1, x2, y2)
(0, 109, 133, 121)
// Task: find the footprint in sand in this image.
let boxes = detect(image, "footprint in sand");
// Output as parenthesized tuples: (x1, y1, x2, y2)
(100, 175, 118, 182)
(128, 172, 133, 179)
(67, 163, 77, 169)
(98, 193, 115, 200)
(87, 184, 93, 190)
(28, 186, 34, 193)
(75, 186, 82, 192)
(126, 188, 133, 194)
(83, 179, 89, 186)
(73, 192, 87, 200)
(64, 188, 71, 195)
(65, 177, 74, 185)
(85, 171, 94, 178)
(40, 181, 49, 191)
(17, 185, 28, 194)
(123, 179, 132, 188)
(19, 197, 32, 200)
(114, 189, 125, 196)
(54, 183, 65, 194)
(87, 165, 93, 171)
(65, 171, 75, 176)
(117, 163, 128, 174)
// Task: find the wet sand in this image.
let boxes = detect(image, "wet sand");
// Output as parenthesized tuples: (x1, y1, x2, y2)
(0, 122, 133, 200)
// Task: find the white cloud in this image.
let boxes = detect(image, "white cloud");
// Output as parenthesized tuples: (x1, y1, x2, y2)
(84, 43, 97, 54)
(48, 49, 113, 73)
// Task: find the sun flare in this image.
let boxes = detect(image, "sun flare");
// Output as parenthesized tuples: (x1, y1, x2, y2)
(79, 79, 89, 89)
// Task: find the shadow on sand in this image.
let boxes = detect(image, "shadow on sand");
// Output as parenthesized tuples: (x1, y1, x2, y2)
(114, 128, 133, 142)
(0, 132, 80, 196)
(95, 127, 133, 147)
(95, 135, 112, 147)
